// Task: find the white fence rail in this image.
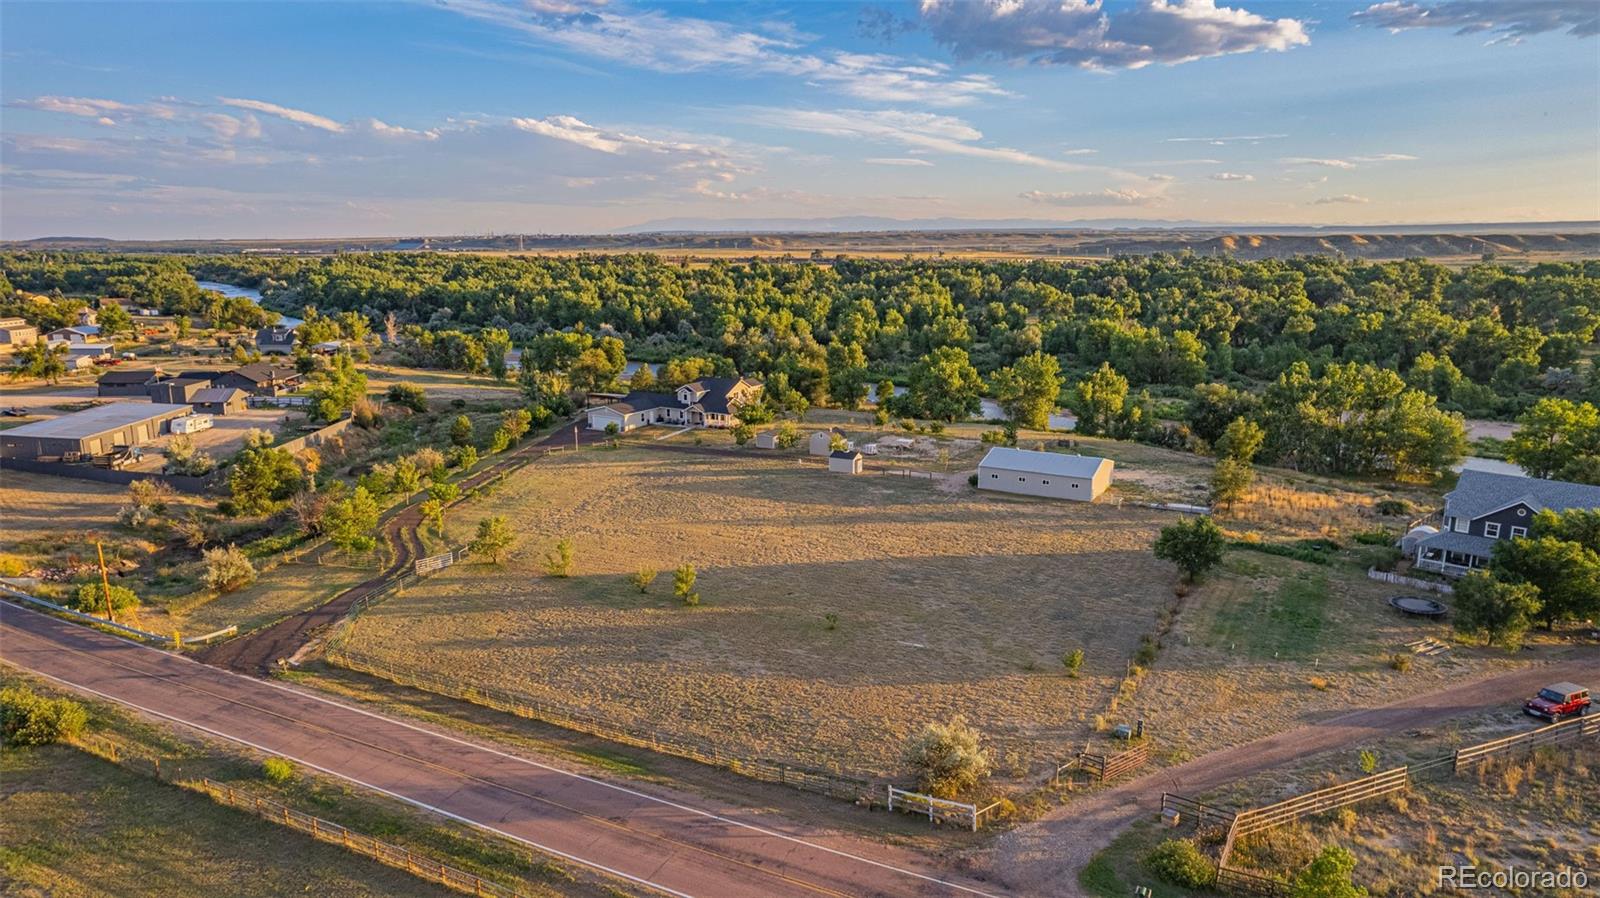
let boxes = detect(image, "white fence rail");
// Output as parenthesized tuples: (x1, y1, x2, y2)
(414, 548, 465, 576)
(885, 786, 1003, 831)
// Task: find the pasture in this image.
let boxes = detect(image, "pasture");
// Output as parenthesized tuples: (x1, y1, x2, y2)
(337, 446, 1176, 779)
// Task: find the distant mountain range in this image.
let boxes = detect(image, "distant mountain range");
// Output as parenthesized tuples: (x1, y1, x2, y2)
(614, 216, 1600, 236)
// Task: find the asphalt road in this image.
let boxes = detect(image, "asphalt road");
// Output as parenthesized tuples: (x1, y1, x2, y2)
(2, 601, 1004, 898)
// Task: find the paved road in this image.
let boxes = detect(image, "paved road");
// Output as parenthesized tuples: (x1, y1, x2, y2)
(3, 602, 1002, 898)
(198, 420, 595, 674)
(989, 653, 1600, 896)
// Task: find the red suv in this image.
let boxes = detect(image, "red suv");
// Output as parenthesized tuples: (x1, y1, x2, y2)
(1523, 682, 1591, 722)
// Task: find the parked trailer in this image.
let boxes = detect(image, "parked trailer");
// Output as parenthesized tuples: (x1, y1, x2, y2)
(170, 413, 214, 435)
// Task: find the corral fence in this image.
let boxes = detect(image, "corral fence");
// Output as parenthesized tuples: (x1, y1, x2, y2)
(415, 546, 468, 576)
(196, 779, 524, 898)
(1181, 714, 1599, 895)
(1366, 568, 1454, 594)
(1053, 742, 1150, 787)
(325, 645, 883, 809)
(885, 786, 1005, 831)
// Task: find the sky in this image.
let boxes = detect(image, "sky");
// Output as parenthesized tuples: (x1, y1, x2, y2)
(1, 0, 1597, 239)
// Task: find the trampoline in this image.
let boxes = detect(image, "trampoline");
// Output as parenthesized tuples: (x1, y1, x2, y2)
(1389, 595, 1448, 618)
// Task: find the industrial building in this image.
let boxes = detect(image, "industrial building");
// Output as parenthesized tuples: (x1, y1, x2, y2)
(0, 403, 191, 460)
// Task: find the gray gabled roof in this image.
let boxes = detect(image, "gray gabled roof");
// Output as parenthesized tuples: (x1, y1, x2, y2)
(192, 387, 247, 403)
(1446, 470, 1600, 521)
(830, 449, 861, 460)
(978, 446, 1113, 480)
(600, 391, 677, 414)
(1415, 529, 1497, 558)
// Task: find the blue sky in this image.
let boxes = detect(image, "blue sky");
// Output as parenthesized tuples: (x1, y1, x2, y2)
(2, 0, 1596, 238)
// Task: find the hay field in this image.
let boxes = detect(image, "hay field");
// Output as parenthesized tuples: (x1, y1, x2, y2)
(340, 447, 1174, 778)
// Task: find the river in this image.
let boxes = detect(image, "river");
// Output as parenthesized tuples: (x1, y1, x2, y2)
(196, 280, 304, 328)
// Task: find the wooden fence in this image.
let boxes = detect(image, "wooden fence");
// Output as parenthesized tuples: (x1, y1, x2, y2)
(885, 786, 1004, 831)
(196, 779, 524, 898)
(326, 645, 882, 809)
(1366, 568, 1454, 594)
(1194, 714, 1599, 894)
(1081, 743, 1149, 782)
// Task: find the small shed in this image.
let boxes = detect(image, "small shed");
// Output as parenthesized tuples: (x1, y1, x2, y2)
(809, 428, 847, 456)
(754, 430, 778, 449)
(191, 387, 248, 415)
(828, 449, 864, 475)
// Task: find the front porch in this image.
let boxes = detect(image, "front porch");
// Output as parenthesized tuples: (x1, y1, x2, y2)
(1413, 547, 1488, 577)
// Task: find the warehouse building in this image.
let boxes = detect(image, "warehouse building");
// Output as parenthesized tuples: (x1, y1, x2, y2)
(0, 403, 191, 460)
(976, 446, 1114, 502)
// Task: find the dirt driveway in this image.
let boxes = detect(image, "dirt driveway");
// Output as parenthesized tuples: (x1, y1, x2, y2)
(986, 652, 1600, 896)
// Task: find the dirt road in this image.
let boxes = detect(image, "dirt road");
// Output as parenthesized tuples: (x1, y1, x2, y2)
(987, 653, 1600, 897)
(2, 602, 1005, 898)
(197, 420, 594, 674)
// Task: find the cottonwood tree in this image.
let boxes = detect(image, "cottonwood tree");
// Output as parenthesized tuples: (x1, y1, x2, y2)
(1452, 572, 1541, 650)
(904, 346, 983, 422)
(990, 351, 1062, 430)
(9, 341, 68, 384)
(324, 487, 379, 553)
(469, 516, 513, 563)
(1210, 458, 1254, 512)
(1492, 535, 1600, 627)
(1506, 398, 1600, 483)
(227, 431, 302, 515)
(1153, 516, 1227, 582)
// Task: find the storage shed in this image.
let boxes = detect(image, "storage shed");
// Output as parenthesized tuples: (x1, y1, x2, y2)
(191, 387, 249, 415)
(0, 403, 191, 459)
(754, 430, 778, 449)
(828, 449, 864, 475)
(148, 377, 208, 404)
(976, 446, 1113, 502)
(809, 429, 847, 456)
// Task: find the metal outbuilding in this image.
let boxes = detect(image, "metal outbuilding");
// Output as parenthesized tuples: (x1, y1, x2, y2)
(0, 403, 191, 459)
(976, 446, 1113, 502)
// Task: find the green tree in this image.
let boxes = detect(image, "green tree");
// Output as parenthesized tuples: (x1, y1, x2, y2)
(9, 341, 68, 384)
(630, 568, 657, 593)
(1074, 362, 1135, 438)
(1210, 458, 1254, 512)
(544, 538, 575, 577)
(674, 562, 699, 606)
(227, 431, 302, 514)
(1153, 515, 1227, 582)
(96, 301, 133, 337)
(1532, 507, 1600, 554)
(419, 498, 445, 534)
(0, 686, 88, 746)
(1215, 417, 1266, 463)
(1452, 571, 1541, 650)
(904, 346, 984, 422)
(72, 581, 139, 615)
(1290, 846, 1367, 898)
(324, 486, 380, 553)
(1492, 535, 1600, 626)
(307, 352, 368, 422)
(1505, 398, 1600, 483)
(902, 715, 990, 798)
(386, 382, 427, 412)
(732, 423, 754, 445)
(469, 515, 514, 563)
(449, 414, 475, 447)
(991, 351, 1062, 430)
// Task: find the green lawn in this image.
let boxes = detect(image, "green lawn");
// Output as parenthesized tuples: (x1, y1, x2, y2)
(1207, 562, 1332, 661)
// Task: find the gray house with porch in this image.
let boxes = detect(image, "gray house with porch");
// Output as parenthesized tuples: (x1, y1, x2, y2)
(1413, 470, 1600, 576)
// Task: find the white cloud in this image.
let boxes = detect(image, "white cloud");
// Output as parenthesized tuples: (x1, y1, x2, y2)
(1312, 193, 1372, 204)
(865, 157, 935, 166)
(439, 0, 1007, 106)
(1166, 133, 1287, 144)
(919, 0, 1309, 70)
(1062, 147, 1098, 155)
(217, 97, 345, 132)
(741, 107, 1103, 172)
(1148, 173, 1177, 181)
(1020, 188, 1163, 207)
(1351, 152, 1419, 162)
(1351, 2, 1598, 42)
(1282, 157, 1357, 169)
(1210, 171, 1254, 181)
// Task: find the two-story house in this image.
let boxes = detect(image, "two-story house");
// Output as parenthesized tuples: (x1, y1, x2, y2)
(1412, 469, 1600, 576)
(585, 377, 763, 432)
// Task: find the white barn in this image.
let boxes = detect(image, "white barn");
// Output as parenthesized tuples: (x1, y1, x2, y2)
(976, 447, 1113, 502)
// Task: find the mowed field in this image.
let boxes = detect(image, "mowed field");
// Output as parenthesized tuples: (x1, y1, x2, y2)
(339, 446, 1174, 777)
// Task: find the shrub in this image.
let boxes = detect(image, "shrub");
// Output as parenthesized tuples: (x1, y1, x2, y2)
(902, 715, 990, 798)
(732, 423, 753, 446)
(543, 538, 575, 577)
(71, 581, 139, 615)
(967, 473, 979, 487)
(0, 554, 27, 577)
(1353, 528, 1395, 546)
(1062, 648, 1084, 677)
(386, 382, 428, 412)
(202, 544, 257, 593)
(630, 568, 657, 593)
(1309, 676, 1331, 691)
(469, 516, 513, 564)
(1153, 516, 1226, 582)
(823, 612, 839, 630)
(1375, 498, 1410, 517)
(1388, 653, 1412, 672)
(0, 685, 88, 746)
(261, 757, 296, 783)
(1144, 839, 1215, 888)
(1290, 845, 1367, 898)
(1134, 635, 1159, 665)
(1358, 749, 1378, 774)
(674, 562, 699, 606)
(451, 445, 479, 470)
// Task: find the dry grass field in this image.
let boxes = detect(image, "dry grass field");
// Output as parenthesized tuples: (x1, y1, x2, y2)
(339, 446, 1176, 779)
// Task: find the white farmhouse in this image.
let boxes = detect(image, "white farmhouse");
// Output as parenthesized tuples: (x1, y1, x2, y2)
(976, 446, 1113, 502)
(585, 377, 763, 433)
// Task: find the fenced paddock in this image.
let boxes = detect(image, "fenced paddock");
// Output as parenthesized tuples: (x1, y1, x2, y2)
(1176, 714, 1600, 895)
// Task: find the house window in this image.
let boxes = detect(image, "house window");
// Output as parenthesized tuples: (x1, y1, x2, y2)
(1510, 526, 1527, 539)
(1484, 522, 1500, 539)
(1453, 517, 1468, 534)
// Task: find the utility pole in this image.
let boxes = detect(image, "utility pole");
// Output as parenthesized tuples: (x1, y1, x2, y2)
(95, 540, 115, 624)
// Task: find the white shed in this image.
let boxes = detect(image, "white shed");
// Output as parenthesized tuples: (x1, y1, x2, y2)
(828, 449, 864, 475)
(976, 446, 1113, 502)
(754, 430, 778, 449)
(808, 430, 839, 456)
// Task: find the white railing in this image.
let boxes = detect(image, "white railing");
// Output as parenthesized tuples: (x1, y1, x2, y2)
(885, 786, 1003, 831)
